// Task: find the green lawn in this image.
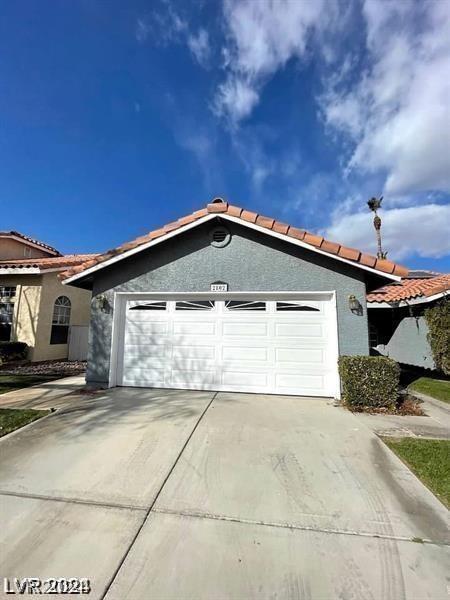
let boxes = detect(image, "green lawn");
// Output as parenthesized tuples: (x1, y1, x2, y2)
(0, 374, 60, 395)
(384, 437, 450, 508)
(409, 377, 450, 404)
(0, 408, 49, 437)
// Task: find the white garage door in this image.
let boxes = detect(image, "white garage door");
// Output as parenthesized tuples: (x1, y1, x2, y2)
(118, 296, 338, 397)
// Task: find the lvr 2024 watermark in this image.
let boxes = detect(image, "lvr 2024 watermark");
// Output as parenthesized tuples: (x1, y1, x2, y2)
(3, 578, 91, 594)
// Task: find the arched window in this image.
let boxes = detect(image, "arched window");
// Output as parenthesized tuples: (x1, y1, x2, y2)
(50, 296, 71, 344)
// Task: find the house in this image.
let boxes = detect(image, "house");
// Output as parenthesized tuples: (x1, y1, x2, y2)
(367, 271, 450, 370)
(61, 198, 408, 398)
(0, 231, 96, 362)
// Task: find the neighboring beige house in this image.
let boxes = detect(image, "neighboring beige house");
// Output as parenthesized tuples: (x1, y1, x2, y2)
(0, 231, 96, 362)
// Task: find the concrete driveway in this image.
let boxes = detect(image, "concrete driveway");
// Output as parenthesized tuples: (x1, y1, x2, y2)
(0, 389, 448, 599)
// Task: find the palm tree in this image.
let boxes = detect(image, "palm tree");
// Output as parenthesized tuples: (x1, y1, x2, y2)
(367, 196, 387, 259)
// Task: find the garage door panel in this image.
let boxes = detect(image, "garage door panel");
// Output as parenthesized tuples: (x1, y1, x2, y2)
(223, 322, 268, 336)
(275, 347, 324, 364)
(222, 346, 268, 361)
(275, 323, 324, 338)
(120, 297, 337, 397)
(123, 356, 167, 370)
(171, 370, 216, 385)
(123, 368, 165, 386)
(275, 373, 325, 390)
(173, 322, 216, 335)
(126, 322, 168, 335)
(221, 371, 268, 387)
(172, 346, 216, 359)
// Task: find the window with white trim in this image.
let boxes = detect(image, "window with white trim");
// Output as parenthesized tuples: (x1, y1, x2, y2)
(176, 300, 215, 311)
(50, 296, 71, 344)
(225, 300, 266, 311)
(276, 301, 320, 312)
(129, 302, 167, 311)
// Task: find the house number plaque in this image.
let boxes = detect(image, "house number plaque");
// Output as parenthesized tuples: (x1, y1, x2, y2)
(210, 282, 228, 292)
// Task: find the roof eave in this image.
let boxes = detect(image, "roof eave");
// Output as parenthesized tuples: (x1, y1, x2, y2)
(367, 290, 448, 308)
(62, 212, 402, 286)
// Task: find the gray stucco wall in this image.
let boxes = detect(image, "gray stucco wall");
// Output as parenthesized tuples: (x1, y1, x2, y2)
(86, 220, 369, 385)
(375, 315, 435, 369)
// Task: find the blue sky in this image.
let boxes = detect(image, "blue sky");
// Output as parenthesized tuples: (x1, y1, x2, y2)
(1, 0, 449, 270)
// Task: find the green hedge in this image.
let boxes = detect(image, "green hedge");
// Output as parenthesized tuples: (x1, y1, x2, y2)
(338, 355, 400, 409)
(0, 341, 28, 365)
(425, 298, 450, 375)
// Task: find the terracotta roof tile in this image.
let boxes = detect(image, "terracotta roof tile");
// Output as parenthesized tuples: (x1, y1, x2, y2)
(272, 221, 290, 235)
(60, 198, 409, 281)
(321, 240, 340, 255)
(338, 246, 361, 261)
(287, 227, 306, 241)
(359, 253, 377, 268)
(241, 209, 258, 223)
(227, 205, 243, 218)
(374, 258, 396, 274)
(256, 215, 275, 229)
(0, 254, 98, 271)
(207, 201, 228, 213)
(303, 233, 324, 248)
(367, 274, 450, 303)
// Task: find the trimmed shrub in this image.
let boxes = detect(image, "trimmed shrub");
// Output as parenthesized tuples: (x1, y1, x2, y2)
(338, 355, 400, 409)
(0, 341, 28, 365)
(425, 298, 450, 375)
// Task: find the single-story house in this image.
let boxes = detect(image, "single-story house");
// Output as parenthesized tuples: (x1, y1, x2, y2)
(62, 198, 408, 398)
(367, 271, 449, 370)
(0, 230, 96, 362)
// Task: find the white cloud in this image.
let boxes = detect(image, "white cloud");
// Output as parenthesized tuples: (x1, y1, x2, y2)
(215, 0, 334, 124)
(323, 203, 450, 261)
(187, 29, 211, 67)
(321, 0, 450, 197)
(214, 77, 259, 123)
(135, 2, 187, 45)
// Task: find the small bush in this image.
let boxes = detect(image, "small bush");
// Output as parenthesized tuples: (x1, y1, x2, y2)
(338, 355, 400, 409)
(425, 298, 450, 375)
(0, 342, 28, 365)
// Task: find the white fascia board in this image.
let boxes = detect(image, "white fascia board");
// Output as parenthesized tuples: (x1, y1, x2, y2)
(367, 290, 447, 309)
(0, 267, 41, 275)
(63, 210, 401, 285)
(0, 266, 67, 275)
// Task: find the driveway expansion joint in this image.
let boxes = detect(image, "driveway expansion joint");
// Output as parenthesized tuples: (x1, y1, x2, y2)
(152, 506, 450, 547)
(0, 489, 147, 512)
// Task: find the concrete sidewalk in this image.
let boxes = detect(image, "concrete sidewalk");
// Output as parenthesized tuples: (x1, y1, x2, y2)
(353, 395, 450, 439)
(0, 375, 87, 410)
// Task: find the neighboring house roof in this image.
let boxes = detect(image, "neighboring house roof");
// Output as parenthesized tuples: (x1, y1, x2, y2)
(61, 198, 408, 284)
(367, 273, 450, 305)
(0, 254, 98, 274)
(0, 230, 61, 256)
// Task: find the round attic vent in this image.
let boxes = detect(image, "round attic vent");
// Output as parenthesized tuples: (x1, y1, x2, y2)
(209, 225, 231, 248)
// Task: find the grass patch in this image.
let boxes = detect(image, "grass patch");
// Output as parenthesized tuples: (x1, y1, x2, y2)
(0, 374, 60, 395)
(0, 408, 49, 437)
(409, 377, 450, 404)
(383, 437, 450, 508)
